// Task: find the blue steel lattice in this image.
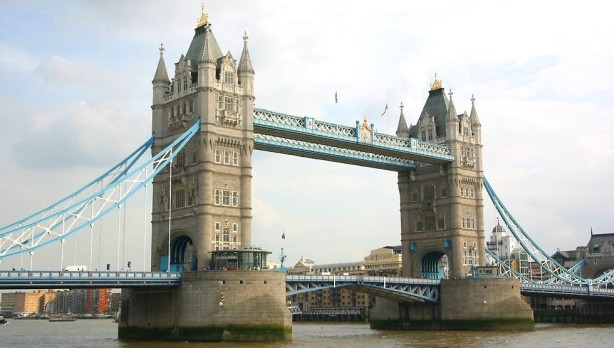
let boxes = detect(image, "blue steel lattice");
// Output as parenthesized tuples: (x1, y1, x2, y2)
(254, 108, 454, 165)
(254, 133, 416, 171)
(0, 121, 201, 260)
(484, 177, 614, 288)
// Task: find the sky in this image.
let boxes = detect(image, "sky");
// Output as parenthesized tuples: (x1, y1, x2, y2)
(0, 0, 613, 272)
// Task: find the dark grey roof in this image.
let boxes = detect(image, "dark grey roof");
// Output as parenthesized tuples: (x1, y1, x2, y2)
(410, 87, 450, 138)
(587, 233, 614, 250)
(186, 25, 223, 67)
(492, 221, 506, 233)
(551, 250, 575, 259)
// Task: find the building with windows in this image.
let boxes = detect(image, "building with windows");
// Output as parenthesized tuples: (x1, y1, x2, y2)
(1, 289, 116, 316)
(486, 219, 517, 261)
(0, 290, 55, 316)
(363, 246, 403, 276)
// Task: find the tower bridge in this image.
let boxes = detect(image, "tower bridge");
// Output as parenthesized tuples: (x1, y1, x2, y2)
(1, 6, 613, 342)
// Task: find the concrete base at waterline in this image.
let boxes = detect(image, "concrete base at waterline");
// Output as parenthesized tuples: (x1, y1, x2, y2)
(370, 278, 534, 331)
(118, 271, 292, 342)
(439, 278, 534, 330)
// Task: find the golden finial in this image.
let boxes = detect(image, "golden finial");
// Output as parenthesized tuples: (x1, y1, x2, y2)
(196, 3, 209, 28)
(429, 73, 443, 91)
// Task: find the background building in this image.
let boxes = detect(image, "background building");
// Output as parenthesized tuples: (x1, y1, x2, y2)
(1, 289, 116, 317)
(486, 219, 517, 261)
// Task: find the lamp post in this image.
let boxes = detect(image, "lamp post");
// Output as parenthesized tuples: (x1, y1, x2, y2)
(280, 232, 287, 271)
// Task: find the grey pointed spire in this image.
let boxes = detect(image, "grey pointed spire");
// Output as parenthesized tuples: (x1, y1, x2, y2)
(395, 102, 409, 137)
(153, 43, 170, 83)
(238, 31, 254, 74)
(200, 28, 216, 63)
(446, 89, 457, 121)
(470, 94, 481, 127)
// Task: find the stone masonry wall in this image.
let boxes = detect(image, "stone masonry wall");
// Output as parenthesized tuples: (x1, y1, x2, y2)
(119, 270, 291, 341)
(440, 278, 533, 330)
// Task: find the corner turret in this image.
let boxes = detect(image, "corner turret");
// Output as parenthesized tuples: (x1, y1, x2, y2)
(152, 43, 170, 138)
(152, 43, 170, 103)
(395, 102, 410, 138)
(445, 89, 459, 141)
(470, 95, 482, 144)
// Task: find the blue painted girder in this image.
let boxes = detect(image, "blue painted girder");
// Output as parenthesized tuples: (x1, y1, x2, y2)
(253, 108, 454, 170)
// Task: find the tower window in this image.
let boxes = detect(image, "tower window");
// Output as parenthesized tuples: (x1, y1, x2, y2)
(423, 185, 435, 200)
(214, 149, 222, 163)
(214, 189, 221, 205)
(191, 149, 197, 163)
(222, 190, 231, 206)
(176, 150, 186, 166)
(412, 192, 418, 202)
(232, 192, 239, 207)
(425, 216, 435, 230)
(224, 70, 234, 84)
(173, 189, 185, 208)
(233, 151, 239, 166)
(437, 216, 446, 230)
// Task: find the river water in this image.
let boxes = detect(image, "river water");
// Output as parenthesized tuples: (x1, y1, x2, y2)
(1, 320, 613, 348)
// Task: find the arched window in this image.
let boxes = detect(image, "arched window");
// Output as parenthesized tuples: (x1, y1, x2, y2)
(423, 185, 435, 200)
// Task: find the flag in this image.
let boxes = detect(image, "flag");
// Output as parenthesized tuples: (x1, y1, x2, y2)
(335, 92, 338, 103)
(380, 103, 388, 117)
(282, 232, 285, 240)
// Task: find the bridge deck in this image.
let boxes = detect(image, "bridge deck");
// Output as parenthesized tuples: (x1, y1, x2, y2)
(2, 271, 613, 300)
(0, 270, 181, 289)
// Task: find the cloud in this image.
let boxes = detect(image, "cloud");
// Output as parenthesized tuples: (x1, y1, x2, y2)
(9, 101, 149, 170)
(0, 43, 38, 74)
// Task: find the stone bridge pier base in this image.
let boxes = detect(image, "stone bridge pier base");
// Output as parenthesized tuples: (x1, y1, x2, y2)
(370, 278, 534, 331)
(118, 271, 291, 342)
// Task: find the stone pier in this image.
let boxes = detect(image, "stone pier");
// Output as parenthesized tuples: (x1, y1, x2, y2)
(118, 271, 291, 342)
(370, 278, 534, 331)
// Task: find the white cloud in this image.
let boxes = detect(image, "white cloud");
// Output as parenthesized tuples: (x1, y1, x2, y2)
(0, 43, 38, 74)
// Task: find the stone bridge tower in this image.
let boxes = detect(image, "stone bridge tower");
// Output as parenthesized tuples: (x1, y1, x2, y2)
(396, 76, 485, 279)
(150, 8, 255, 272)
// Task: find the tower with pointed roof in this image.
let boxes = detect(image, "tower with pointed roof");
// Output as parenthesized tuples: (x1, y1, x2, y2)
(150, 7, 255, 271)
(396, 75, 485, 279)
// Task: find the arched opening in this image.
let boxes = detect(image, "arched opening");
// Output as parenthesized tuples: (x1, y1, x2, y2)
(421, 251, 448, 279)
(169, 235, 195, 272)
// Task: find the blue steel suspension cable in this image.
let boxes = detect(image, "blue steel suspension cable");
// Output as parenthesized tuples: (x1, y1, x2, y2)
(0, 120, 200, 260)
(0, 136, 154, 235)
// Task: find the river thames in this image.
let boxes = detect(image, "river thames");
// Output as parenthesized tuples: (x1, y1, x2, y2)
(1, 320, 613, 347)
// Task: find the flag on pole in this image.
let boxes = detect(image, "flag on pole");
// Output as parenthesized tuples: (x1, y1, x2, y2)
(380, 103, 388, 117)
(282, 232, 286, 240)
(335, 92, 338, 103)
